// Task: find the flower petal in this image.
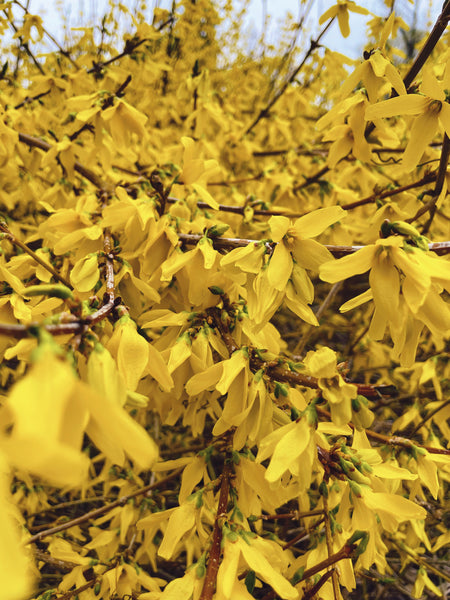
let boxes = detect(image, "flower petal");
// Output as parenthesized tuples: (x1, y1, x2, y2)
(293, 206, 346, 239)
(267, 242, 292, 291)
(320, 245, 376, 283)
(365, 95, 428, 120)
(420, 69, 445, 101)
(292, 239, 333, 271)
(402, 111, 438, 171)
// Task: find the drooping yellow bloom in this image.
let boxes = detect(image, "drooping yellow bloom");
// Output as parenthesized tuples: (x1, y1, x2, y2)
(319, 1, 369, 38)
(339, 12, 407, 102)
(413, 566, 443, 599)
(304, 346, 357, 425)
(0, 454, 34, 600)
(217, 533, 298, 600)
(257, 416, 313, 483)
(365, 67, 450, 171)
(320, 236, 450, 365)
(319, 94, 373, 167)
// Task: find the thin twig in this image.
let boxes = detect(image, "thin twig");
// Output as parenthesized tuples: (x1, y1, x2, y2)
(317, 406, 450, 456)
(244, 19, 334, 136)
(18, 132, 107, 190)
(12, 0, 80, 68)
(300, 542, 356, 581)
(4, 9, 45, 75)
(178, 232, 450, 257)
(199, 463, 232, 600)
(294, 282, 343, 356)
(323, 494, 340, 600)
(406, 134, 450, 233)
(303, 570, 335, 600)
(26, 468, 183, 545)
(402, 1, 450, 91)
(341, 170, 437, 210)
(34, 549, 78, 571)
(0, 221, 71, 287)
(409, 399, 450, 436)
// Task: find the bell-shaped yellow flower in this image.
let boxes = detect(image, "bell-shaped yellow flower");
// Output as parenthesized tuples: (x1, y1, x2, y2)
(365, 66, 450, 171)
(304, 346, 357, 425)
(267, 206, 346, 292)
(319, 1, 369, 38)
(320, 236, 450, 365)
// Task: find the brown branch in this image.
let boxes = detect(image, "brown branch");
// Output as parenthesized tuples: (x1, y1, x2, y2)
(259, 508, 324, 521)
(26, 468, 183, 545)
(210, 308, 449, 456)
(322, 494, 340, 600)
(316, 406, 450, 456)
(178, 232, 450, 258)
(15, 90, 51, 109)
(244, 19, 334, 136)
(87, 37, 150, 75)
(306, 3, 450, 192)
(282, 517, 324, 551)
(0, 223, 118, 339)
(34, 549, 78, 571)
(0, 221, 71, 287)
(199, 463, 232, 600)
(409, 399, 450, 436)
(406, 134, 450, 233)
(263, 542, 356, 600)
(18, 132, 107, 190)
(28, 495, 112, 517)
(208, 307, 393, 398)
(402, 1, 450, 91)
(303, 570, 335, 600)
(340, 170, 437, 210)
(294, 165, 330, 191)
(57, 577, 100, 600)
(301, 543, 356, 581)
(169, 196, 293, 217)
(390, 537, 450, 583)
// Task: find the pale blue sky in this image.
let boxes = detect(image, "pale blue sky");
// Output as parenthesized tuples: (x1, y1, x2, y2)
(10, 0, 446, 59)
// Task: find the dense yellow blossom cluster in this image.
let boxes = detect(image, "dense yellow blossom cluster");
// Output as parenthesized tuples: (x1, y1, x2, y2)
(0, 1, 448, 600)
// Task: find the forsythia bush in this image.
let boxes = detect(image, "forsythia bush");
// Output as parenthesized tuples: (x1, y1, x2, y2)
(0, 1, 449, 599)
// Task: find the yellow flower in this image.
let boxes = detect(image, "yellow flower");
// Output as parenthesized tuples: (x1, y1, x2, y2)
(304, 346, 356, 425)
(217, 533, 298, 600)
(413, 566, 443, 599)
(319, 1, 369, 38)
(257, 417, 313, 483)
(320, 94, 372, 167)
(268, 207, 346, 291)
(365, 66, 450, 171)
(320, 236, 450, 365)
(339, 12, 406, 102)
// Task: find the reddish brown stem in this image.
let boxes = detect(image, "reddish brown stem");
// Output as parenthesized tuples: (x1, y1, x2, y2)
(301, 543, 355, 580)
(402, 1, 450, 91)
(341, 170, 437, 210)
(199, 463, 232, 600)
(303, 569, 335, 600)
(259, 509, 324, 521)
